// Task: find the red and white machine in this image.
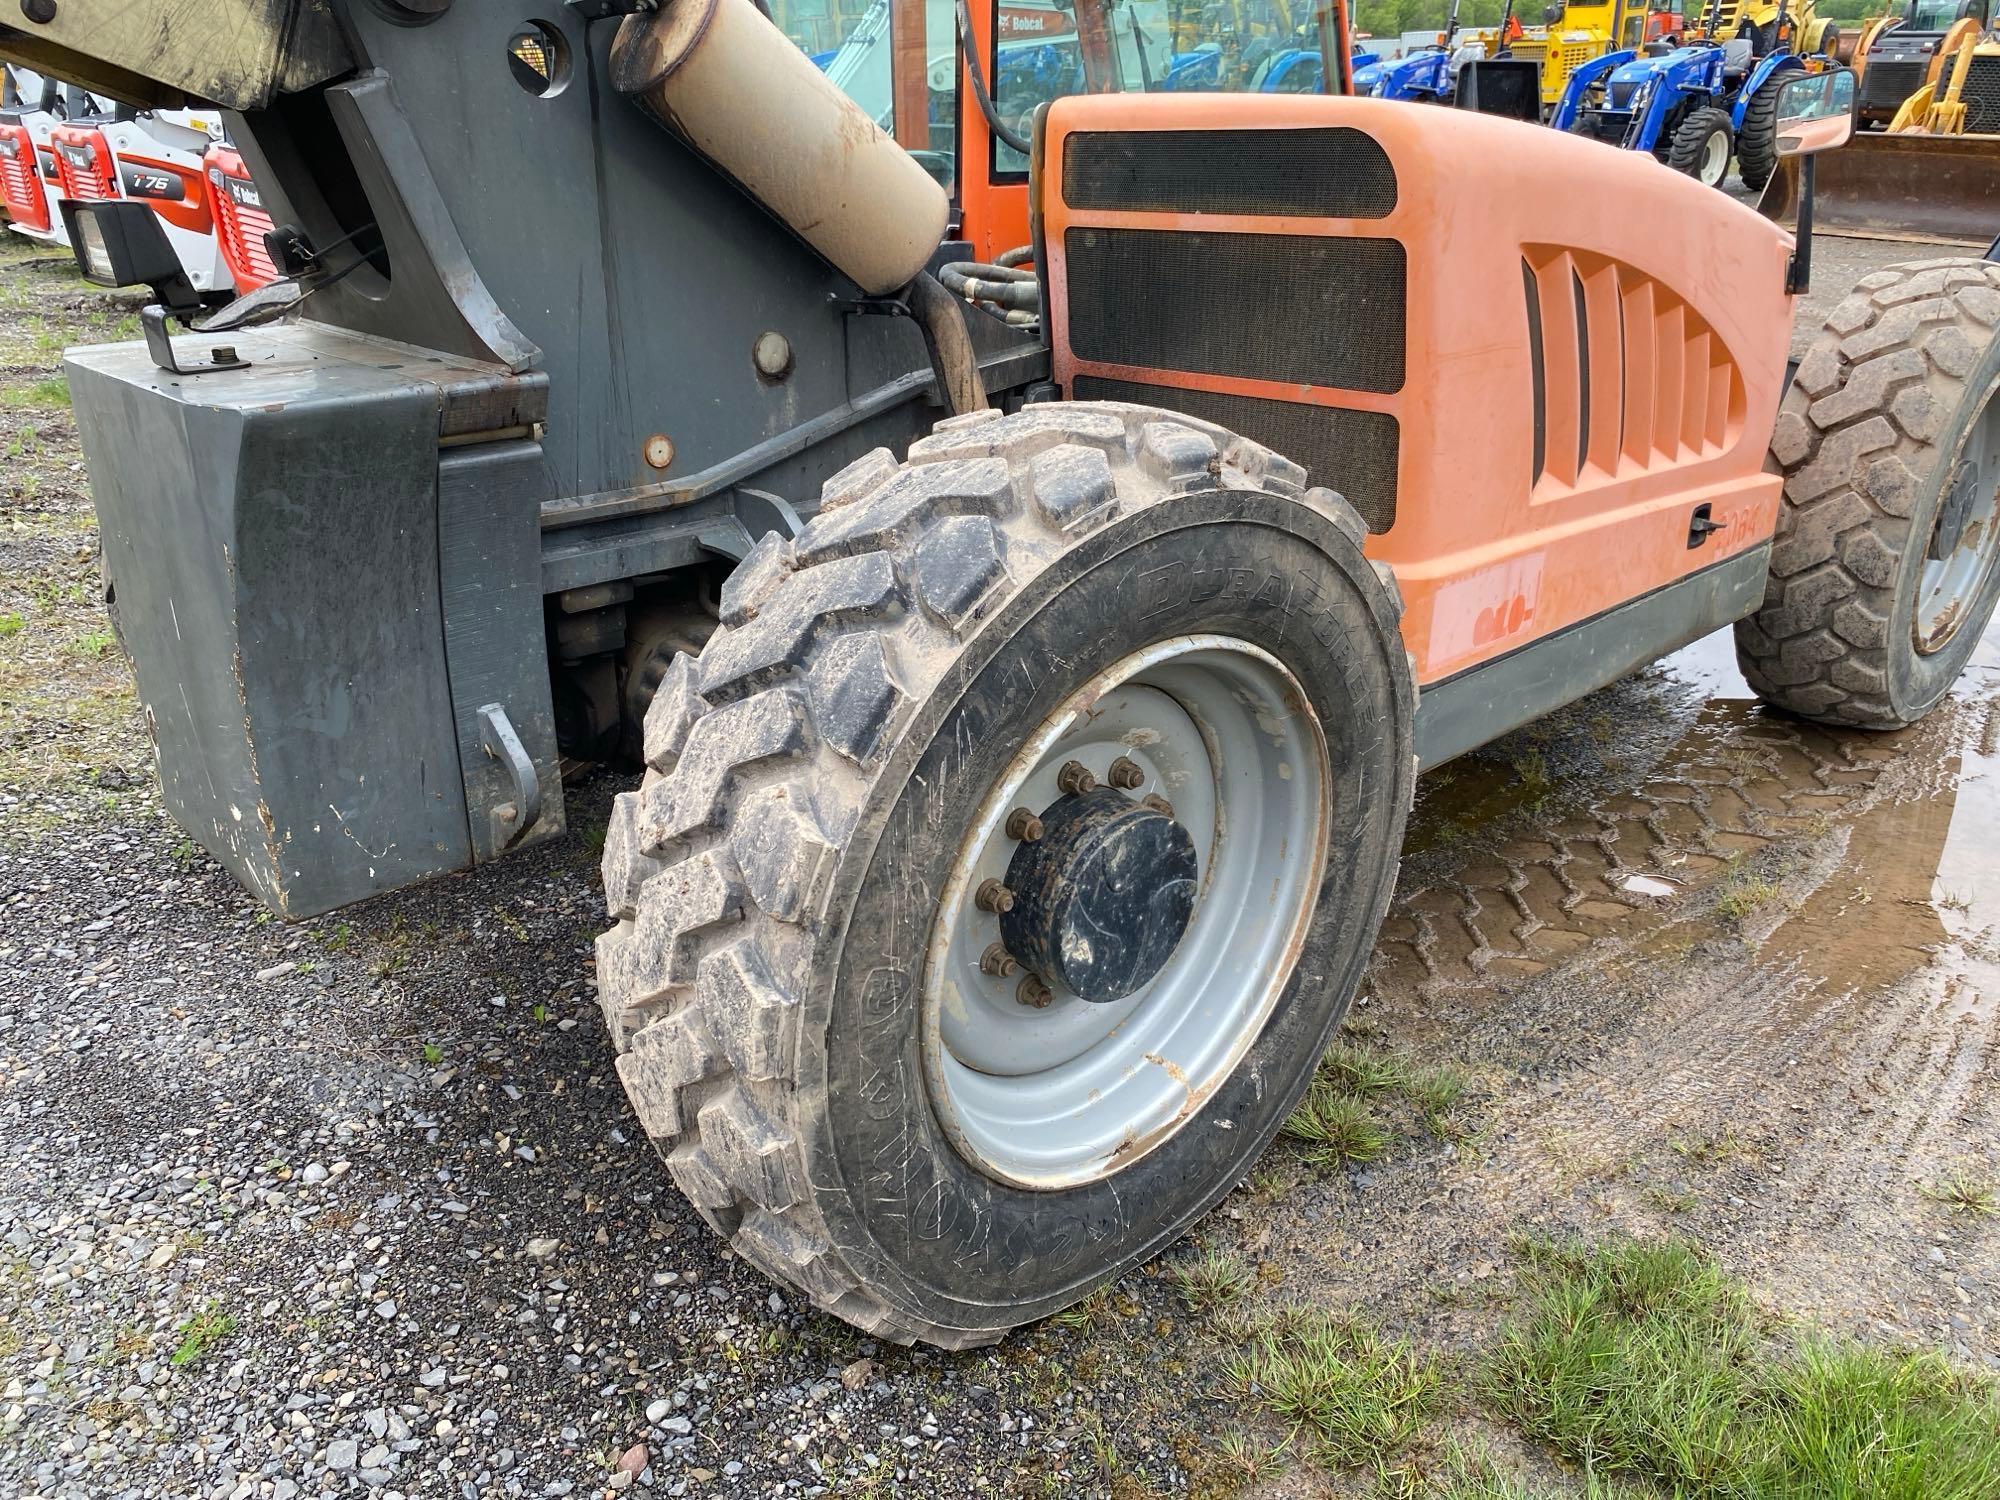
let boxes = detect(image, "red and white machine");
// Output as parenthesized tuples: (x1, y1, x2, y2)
(3, 68, 238, 292)
(92, 106, 233, 293)
(204, 141, 277, 293)
(0, 68, 68, 245)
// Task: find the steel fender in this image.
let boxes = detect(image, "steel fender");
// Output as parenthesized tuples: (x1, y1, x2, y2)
(1624, 50, 1717, 149)
(1552, 48, 1636, 128)
(1382, 51, 1449, 100)
(1733, 53, 1805, 130)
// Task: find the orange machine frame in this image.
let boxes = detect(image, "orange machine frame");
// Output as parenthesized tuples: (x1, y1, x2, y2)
(957, 0, 1035, 261)
(1038, 93, 1795, 689)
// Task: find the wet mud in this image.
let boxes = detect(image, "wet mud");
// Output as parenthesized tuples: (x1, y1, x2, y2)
(1253, 612, 2000, 1368)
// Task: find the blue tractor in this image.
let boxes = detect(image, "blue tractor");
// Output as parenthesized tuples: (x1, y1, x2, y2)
(1251, 44, 1382, 91)
(1552, 0, 1827, 189)
(1363, 0, 1471, 100)
(1360, 0, 1538, 107)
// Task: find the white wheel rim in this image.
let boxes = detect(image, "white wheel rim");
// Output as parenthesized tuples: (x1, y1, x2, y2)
(1915, 380, 2000, 653)
(920, 637, 1330, 1189)
(1699, 127, 1729, 185)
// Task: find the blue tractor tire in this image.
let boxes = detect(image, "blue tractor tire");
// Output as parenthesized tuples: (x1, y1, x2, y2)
(1667, 105, 1735, 188)
(1736, 75, 1783, 191)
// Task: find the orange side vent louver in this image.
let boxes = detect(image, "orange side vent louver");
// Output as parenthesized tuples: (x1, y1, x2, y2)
(1523, 245, 1745, 496)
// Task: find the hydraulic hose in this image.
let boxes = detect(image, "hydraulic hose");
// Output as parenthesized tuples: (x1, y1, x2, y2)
(938, 260, 1039, 312)
(957, 0, 1033, 156)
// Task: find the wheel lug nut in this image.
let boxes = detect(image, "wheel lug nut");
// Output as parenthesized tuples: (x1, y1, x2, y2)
(975, 878, 1015, 913)
(1107, 756, 1144, 790)
(980, 942, 1018, 977)
(1141, 793, 1174, 817)
(1056, 760, 1097, 795)
(1017, 973, 1053, 1008)
(1005, 808, 1044, 842)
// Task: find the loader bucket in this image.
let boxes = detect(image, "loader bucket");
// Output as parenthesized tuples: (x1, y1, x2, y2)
(1811, 130, 2000, 243)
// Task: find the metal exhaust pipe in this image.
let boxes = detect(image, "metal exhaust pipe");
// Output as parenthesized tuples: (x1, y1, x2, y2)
(611, 0, 951, 296)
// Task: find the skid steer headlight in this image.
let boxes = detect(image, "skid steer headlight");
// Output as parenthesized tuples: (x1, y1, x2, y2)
(58, 199, 202, 317)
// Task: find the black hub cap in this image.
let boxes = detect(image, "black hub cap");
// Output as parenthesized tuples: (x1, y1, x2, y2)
(998, 786, 1198, 1003)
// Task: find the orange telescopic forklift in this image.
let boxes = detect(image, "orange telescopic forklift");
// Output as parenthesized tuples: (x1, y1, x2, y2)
(2, 1, 1994, 1346)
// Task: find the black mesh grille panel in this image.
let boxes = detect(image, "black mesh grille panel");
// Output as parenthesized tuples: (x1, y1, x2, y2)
(1073, 374, 1399, 533)
(1962, 57, 2000, 135)
(1065, 228, 1406, 394)
(1062, 128, 1396, 218)
(1861, 57, 1926, 112)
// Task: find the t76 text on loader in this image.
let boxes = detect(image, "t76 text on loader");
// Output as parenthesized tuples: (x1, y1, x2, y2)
(4, 4, 1997, 1348)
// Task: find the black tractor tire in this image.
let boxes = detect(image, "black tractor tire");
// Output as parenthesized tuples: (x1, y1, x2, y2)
(1736, 75, 1782, 191)
(1737, 259, 2000, 727)
(1667, 105, 1736, 185)
(596, 402, 1415, 1346)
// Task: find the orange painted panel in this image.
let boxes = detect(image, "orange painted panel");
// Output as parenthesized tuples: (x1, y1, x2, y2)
(1038, 93, 1795, 685)
(955, 0, 1032, 262)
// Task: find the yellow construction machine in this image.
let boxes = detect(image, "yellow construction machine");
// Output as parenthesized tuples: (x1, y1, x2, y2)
(1851, 0, 1986, 125)
(1467, 0, 1656, 112)
(1815, 20, 2000, 239)
(1478, 0, 1836, 115)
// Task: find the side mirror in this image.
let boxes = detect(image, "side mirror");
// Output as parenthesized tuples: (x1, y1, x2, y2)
(1775, 66, 1856, 157)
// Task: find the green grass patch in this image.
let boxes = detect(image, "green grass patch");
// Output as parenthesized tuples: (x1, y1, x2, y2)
(1047, 1283, 1129, 1332)
(168, 1304, 236, 1368)
(1425, 1445, 1651, 1499)
(1716, 873, 1781, 921)
(1283, 1042, 1481, 1166)
(1320, 1042, 1410, 1096)
(1227, 1306, 1444, 1482)
(10, 374, 70, 409)
(1282, 1083, 1391, 1167)
(1486, 1235, 2000, 1498)
(1759, 1342, 2000, 1499)
(0, 612, 22, 638)
(1404, 1063, 1470, 1116)
(1919, 1170, 1998, 1217)
(1487, 1236, 1760, 1489)
(1168, 1247, 1252, 1317)
(1209, 1428, 1291, 1484)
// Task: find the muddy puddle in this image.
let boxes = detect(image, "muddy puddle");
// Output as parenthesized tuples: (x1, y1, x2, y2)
(1251, 614, 2000, 1369)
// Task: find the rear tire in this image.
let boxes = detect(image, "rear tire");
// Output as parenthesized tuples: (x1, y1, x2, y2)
(597, 403, 1415, 1345)
(1668, 105, 1735, 186)
(1736, 75, 1782, 191)
(1737, 259, 2000, 728)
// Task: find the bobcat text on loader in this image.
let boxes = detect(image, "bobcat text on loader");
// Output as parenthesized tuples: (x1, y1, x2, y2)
(4, 1, 1997, 1348)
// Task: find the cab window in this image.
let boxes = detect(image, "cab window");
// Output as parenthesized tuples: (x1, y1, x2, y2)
(992, 0, 1330, 175)
(777, 0, 959, 189)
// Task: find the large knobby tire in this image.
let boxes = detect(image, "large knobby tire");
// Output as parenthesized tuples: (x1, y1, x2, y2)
(1667, 105, 1735, 187)
(1735, 76, 1781, 192)
(1737, 259, 2000, 727)
(596, 403, 1415, 1346)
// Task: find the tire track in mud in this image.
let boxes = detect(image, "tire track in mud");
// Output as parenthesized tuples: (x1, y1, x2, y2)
(1261, 639, 2000, 1357)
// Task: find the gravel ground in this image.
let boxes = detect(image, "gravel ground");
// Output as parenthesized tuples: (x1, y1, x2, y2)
(1, 222, 1997, 1500)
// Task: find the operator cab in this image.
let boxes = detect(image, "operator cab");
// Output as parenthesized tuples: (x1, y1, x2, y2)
(784, 0, 1349, 259)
